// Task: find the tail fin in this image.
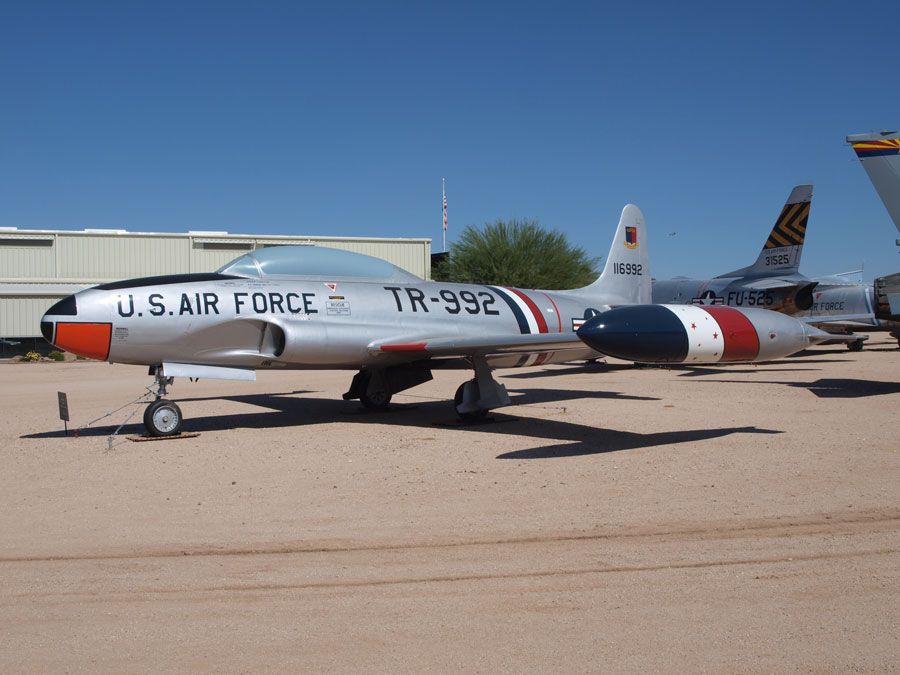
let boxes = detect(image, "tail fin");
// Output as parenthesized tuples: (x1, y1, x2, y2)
(717, 185, 812, 278)
(848, 131, 900, 233)
(578, 204, 650, 305)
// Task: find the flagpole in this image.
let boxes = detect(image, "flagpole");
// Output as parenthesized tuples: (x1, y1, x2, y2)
(441, 178, 447, 253)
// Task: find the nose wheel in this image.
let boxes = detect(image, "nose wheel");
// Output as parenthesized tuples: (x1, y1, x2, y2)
(143, 370, 183, 436)
(144, 399, 183, 436)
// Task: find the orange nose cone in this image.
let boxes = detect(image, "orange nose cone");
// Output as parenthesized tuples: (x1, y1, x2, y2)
(54, 322, 112, 360)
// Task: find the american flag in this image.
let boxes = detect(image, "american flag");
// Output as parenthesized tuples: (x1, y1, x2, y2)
(442, 185, 448, 233)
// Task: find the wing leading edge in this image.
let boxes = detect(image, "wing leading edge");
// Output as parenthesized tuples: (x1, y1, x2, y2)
(369, 332, 586, 356)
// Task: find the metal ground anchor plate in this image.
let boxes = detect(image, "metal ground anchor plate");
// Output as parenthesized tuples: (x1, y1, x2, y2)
(127, 432, 201, 442)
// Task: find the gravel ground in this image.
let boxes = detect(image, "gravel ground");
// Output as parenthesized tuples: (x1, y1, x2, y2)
(1, 335, 898, 672)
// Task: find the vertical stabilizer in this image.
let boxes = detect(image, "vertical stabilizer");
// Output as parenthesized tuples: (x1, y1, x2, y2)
(578, 204, 650, 305)
(717, 184, 812, 278)
(848, 131, 900, 233)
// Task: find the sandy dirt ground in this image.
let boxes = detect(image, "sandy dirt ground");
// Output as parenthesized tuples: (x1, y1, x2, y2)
(1, 335, 898, 672)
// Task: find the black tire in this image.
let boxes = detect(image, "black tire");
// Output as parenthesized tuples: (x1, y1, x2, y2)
(356, 369, 391, 410)
(144, 399, 183, 437)
(848, 340, 864, 352)
(454, 380, 487, 422)
(361, 388, 392, 410)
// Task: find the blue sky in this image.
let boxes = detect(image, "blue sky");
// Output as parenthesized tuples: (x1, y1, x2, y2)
(2, 1, 898, 280)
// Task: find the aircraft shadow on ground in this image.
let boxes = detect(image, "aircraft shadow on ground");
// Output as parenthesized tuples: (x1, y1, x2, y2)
(23, 387, 780, 458)
(500, 362, 639, 379)
(776, 358, 850, 364)
(788, 348, 855, 357)
(501, 349, 856, 380)
(505, 388, 658, 404)
(493, 426, 781, 459)
(702, 378, 900, 399)
(676, 367, 821, 378)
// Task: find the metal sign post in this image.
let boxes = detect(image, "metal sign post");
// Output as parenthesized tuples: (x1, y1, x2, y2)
(57, 391, 69, 436)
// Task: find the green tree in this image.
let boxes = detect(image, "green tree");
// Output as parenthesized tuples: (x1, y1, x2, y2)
(441, 218, 599, 289)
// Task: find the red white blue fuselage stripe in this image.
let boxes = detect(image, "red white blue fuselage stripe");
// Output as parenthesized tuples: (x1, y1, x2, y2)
(487, 286, 550, 335)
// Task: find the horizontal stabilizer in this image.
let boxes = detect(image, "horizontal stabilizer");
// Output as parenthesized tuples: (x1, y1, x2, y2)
(742, 277, 804, 291)
(803, 327, 867, 345)
(800, 313, 880, 327)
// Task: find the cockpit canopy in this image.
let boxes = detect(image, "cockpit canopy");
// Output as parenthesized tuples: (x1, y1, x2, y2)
(218, 245, 422, 282)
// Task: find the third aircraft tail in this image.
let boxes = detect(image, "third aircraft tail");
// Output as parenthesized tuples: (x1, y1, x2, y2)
(717, 184, 812, 279)
(848, 131, 900, 233)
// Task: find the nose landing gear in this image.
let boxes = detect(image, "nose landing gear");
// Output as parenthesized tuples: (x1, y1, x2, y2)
(144, 398, 183, 436)
(144, 370, 184, 437)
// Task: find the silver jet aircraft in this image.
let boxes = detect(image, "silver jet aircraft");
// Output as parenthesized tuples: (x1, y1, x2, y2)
(653, 185, 818, 312)
(848, 130, 900, 234)
(791, 275, 900, 348)
(41, 205, 841, 436)
(848, 130, 900, 326)
(652, 185, 886, 349)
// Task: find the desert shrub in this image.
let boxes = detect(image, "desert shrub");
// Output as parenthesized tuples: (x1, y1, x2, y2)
(443, 218, 599, 289)
(23, 351, 42, 362)
(48, 351, 65, 361)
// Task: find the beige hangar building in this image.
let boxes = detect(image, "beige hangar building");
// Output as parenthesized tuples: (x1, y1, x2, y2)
(0, 228, 431, 352)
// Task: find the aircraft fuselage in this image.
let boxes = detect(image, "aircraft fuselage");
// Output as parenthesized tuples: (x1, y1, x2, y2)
(44, 275, 609, 370)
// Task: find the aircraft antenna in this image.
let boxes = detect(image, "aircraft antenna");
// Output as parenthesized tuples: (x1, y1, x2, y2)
(442, 177, 448, 252)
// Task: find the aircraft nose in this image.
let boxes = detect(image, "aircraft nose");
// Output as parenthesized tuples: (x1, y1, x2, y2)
(44, 294, 78, 318)
(41, 293, 112, 361)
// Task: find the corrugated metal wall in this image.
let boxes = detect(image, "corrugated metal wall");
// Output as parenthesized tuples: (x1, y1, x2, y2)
(1, 230, 431, 338)
(190, 242, 257, 272)
(0, 296, 60, 337)
(58, 235, 190, 278)
(0, 236, 56, 278)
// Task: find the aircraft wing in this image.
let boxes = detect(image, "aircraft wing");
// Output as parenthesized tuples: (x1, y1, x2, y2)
(368, 332, 585, 356)
(800, 313, 880, 327)
(741, 277, 804, 291)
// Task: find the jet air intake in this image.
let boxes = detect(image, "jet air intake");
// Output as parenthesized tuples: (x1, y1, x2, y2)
(793, 282, 818, 311)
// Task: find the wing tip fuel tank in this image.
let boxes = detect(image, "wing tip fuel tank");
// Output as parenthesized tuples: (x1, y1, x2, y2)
(576, 304, 820, 364)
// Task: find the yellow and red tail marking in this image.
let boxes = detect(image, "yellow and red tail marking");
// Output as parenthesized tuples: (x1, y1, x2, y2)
(852, 139, 900, 158)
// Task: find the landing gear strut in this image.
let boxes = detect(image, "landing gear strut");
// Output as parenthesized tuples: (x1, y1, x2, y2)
(453, 356, 510, 422)
(144, 370, 183, 436)
(454, 380, 486, 422)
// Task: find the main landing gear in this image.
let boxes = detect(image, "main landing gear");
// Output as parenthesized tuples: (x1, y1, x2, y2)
(343, 357, 511, 422)
(143, 370, 183, 437)
(452, 356, 510, 422)
(343, 364, 431, 411)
